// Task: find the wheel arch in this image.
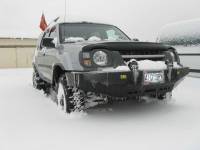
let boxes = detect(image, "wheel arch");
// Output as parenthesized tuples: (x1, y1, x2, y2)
(32, 63, 43, 78)
(52, 64, 66, 86)
(32, 63, 38, 72)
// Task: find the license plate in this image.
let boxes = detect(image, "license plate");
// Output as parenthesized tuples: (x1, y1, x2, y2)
(144, 71, 164, 84)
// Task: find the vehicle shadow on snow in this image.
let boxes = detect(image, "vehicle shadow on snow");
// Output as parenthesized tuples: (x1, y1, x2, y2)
(48, 88, 183, 119)
(85, 99, 183, 119)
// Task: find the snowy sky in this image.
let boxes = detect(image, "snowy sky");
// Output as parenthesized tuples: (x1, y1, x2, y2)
(1, 0, 200, 41)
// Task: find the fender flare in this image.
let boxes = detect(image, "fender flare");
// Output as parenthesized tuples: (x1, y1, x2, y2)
(51, 63, 66, 85)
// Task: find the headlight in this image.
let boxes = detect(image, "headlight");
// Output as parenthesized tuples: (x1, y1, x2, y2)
(93, 51, 108, 66)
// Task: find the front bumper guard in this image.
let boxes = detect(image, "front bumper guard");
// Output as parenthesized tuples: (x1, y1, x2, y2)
(66, 67, 189, 97)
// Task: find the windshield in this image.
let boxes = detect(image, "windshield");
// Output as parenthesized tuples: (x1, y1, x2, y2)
(59, 23, 130, 43)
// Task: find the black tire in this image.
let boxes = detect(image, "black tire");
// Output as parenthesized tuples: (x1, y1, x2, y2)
(33, 68, 51, 95)
(32, 70, 42, 90)
(56, 74, 74, 113)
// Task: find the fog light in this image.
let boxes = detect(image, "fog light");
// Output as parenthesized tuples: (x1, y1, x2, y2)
(120, 74, 127, 80)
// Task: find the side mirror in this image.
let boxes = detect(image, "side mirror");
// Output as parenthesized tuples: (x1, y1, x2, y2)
(132, 38, 139, 41)
(42, 38, 55, 48)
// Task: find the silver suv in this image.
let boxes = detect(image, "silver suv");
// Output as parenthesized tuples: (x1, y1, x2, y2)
(33, 22, 189, 113)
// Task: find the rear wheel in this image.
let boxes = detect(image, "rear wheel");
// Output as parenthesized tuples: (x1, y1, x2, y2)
(32, 69, 43, 90)
(33, 68, 51, 94)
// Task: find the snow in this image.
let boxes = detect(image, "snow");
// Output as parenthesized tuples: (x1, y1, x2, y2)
(0, 68, 200, 150)
(50, 15, 111, 27)
(136, 60, 167, 70)
(157, 18, 200, 45)
(160, 18, 200, 36)
(64, 36, 101, 42)
(88, 36, 101, 41)
(103, 60, 181, 72)
(64, 37, 85, 43)
(113, 65, 130, 71)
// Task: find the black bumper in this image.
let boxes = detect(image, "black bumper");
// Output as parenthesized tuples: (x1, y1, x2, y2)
(66, 67, 189, 97)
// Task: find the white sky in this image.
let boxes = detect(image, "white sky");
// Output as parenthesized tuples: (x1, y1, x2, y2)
(0, 0, 200, 41)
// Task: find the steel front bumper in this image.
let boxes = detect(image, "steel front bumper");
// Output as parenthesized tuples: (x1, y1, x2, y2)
(66, 67, 189, 97)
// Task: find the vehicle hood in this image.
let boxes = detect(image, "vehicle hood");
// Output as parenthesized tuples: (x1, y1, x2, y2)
(80, 41, 173, 52)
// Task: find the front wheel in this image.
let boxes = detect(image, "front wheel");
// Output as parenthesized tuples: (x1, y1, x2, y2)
(56, 74, 86, 113)
(57, 75, 74, 113)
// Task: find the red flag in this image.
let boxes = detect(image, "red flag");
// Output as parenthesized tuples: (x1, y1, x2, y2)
(39, 13, 47, 31)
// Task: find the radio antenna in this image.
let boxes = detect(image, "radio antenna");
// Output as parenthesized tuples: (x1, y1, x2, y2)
(64, 0, 67, 22)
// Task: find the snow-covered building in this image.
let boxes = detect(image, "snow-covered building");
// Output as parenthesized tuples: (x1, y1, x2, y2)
(0, 37, 37, 68)
(157, 18, 200, 46)
(157, 19, 200, 75)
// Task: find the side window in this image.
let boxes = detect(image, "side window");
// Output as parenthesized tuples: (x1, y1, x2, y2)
(40, 28, 51, 49)
(40, 32, 47, 49)
(40, 26, 57, 49)
(37, 32, 45, 50)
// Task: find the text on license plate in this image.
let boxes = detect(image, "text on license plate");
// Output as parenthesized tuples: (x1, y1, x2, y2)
(144, 71, 164, 84)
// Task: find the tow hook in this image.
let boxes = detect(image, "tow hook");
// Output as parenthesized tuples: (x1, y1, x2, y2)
(128, 60, 139, 84)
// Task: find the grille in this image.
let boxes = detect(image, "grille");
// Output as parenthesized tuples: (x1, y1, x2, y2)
(118, 49, 164, 55)
(118, 50, 165, 61)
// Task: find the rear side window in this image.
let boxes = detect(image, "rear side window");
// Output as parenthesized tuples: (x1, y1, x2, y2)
(37, 33, 45, 50)
(40, 29, 51, 49)
(38, 26, 57, 49)
(40, 32, 47, 49)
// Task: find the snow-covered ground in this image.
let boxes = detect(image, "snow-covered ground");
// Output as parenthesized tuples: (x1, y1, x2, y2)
(0, 69, 200, 150)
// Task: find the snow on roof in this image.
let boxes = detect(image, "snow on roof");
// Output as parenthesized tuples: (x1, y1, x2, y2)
(46, 15, 112, 29)
(157, 18, 200, 45)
